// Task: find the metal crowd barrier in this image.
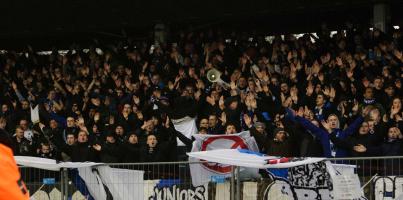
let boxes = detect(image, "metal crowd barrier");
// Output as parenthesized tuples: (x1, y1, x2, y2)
(19, 156, 403, 200)
(327, 156, 403, 200)
(19, 166, 64, 200)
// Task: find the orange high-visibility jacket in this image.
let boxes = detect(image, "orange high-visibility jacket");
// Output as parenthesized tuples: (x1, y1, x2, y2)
(0, 144, 29, 200)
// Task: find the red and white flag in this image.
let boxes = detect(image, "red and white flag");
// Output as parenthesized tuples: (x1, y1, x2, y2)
(188, 131, 260, 186)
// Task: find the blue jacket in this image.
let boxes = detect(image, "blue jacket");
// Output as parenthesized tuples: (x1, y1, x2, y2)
(295, 116, 332, 158)
(295, 116, 364, 158)
(330, 116, 364, 157)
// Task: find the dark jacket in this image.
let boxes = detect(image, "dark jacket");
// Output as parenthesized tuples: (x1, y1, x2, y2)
(156, 96, 200, 120)
(140, 146, 161, 163)
(248, 127, 267, 153)
(349, 134, 375, 157)
(265, 139, 293, 157)
(208, 124, 224, 135)
(71, 142, 98, 162)
(330, 116, 364, 157)
(367, 139, 403, 156)
(12, 136, 32, 156)
(120, 142, 141, 163)
(98, 141, 121, 163)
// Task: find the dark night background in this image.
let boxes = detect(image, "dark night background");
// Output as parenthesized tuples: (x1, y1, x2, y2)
(1, 0, 403, 49)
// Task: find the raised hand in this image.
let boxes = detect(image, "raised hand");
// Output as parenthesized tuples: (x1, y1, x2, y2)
(329, 87, 336, 101)
(321, 120, 332, 133)
(304, 106, 311, 118)
(94, 112, 100, 122)
(322, 87, 330, 97)
(296, 107, 304, 117)
(220, 112, 227, 125)
(391, 105, 400, 116)
(196, 79, 205, 90)
(353, 144, 367, 153)
(393, 49, 403, 60)
(164, 116, 170, 128)
(218, 96, 225, 110)
(93, 144, 102, 151)
(362, 106, 372, 117)
(338, 101, 346, 116)
(290, 87, 298, 102)
(125, 68, 132, 76)
(138, 73, 145, 82)
(206, 96, 216, 106)
(352, 99, 359, 113)
(11, 82, 18, 91)
(136, 111, 144, 121)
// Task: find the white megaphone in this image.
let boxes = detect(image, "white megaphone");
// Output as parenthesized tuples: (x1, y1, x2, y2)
(206, 68, 230, 89)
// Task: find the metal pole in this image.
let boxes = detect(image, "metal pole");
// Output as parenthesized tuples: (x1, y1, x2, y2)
(231, 166, 235, 200)
(236, 166, 241, 200)
(62, 168, 68, 200)
(60, 168, 64, 200)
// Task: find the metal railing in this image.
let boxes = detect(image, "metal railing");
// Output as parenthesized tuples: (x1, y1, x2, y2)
(19, 156, 403, 200)
(19, 166, 64, 200)
(327, 156, 403, 200)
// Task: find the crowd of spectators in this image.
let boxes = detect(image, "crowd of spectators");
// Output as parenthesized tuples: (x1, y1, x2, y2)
(0, 25, 402, 163)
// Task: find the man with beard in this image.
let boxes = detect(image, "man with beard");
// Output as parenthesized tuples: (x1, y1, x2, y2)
(36, 143, 56, 159)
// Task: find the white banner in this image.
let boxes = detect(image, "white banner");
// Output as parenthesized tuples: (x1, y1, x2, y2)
(172, 116, 198, 146)
(15, 156, 100, 171)
(326, 162, 363, 199)
(79, 166, 145, 200)
(188, 149, 325, 169)
(78, 167, 109, 200)
(264, 162, 366, 200)
(15, 157, 144, 200)
(30, 105, 40, 124)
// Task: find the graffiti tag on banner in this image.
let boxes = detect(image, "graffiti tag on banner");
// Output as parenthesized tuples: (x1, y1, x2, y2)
(264, 162, 333, 200)
(374, 176, 403, 200)
(264, 162, 367, 200)
(148, 183, 208, 200)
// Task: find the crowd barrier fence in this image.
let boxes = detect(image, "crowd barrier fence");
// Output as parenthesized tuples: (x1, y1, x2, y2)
(19, 156, 403, 200)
